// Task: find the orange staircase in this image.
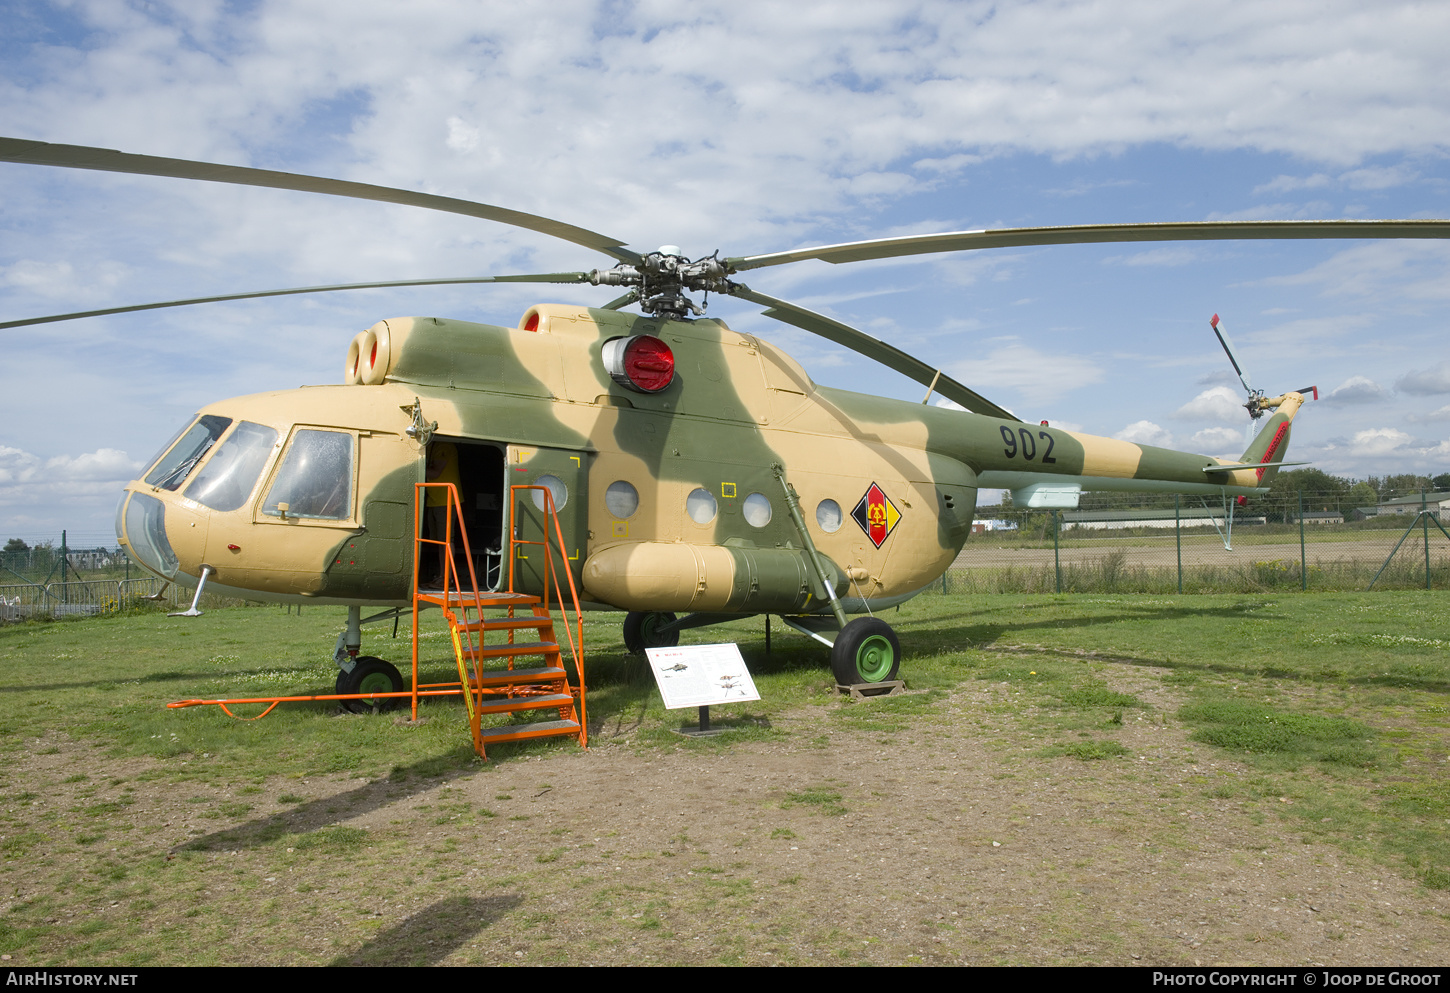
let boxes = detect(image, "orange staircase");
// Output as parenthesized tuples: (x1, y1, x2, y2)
(413, 482, 587, 760)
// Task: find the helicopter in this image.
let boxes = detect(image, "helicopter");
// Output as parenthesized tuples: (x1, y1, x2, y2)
(4, 137, 1448, 698)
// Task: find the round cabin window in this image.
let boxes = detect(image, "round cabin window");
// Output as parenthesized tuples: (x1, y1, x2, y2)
(605, 480, 639, 518)
(530, 474, 568, 512)
(816, 498, 843, 533)
(686, 487, 718, 525)
(743, 492, 773, 528)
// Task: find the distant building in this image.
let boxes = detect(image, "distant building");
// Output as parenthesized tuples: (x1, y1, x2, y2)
(972, 519, 1019, 533)
(1362, 492, 1450, 518)
(1291, 510, 1344, 525)
(1061, 508, 1266, 530)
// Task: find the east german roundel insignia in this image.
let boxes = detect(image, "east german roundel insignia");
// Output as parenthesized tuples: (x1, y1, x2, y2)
(850, 482, 901, 548)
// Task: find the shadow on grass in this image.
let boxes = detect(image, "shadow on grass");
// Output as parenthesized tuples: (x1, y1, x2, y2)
(0, 667, 333, 695)
(174, 750, 481, 853)
(328, 894, 524, 966)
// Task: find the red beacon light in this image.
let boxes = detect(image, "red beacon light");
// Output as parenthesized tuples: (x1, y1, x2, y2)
(603, 335, 675, 393)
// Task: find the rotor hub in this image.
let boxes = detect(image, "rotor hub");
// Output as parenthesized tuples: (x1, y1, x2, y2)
(589, 248, 739, 320)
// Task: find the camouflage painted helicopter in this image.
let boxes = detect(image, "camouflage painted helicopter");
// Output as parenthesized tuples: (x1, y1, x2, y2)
(4, 138, 1448, 697)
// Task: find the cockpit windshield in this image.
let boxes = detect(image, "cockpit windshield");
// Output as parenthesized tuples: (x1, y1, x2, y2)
(184, 421, 279, 512)
(143, 415, 233, 491)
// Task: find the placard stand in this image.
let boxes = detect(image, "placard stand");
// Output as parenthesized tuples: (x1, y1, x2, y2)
(644, 643, 760, 737)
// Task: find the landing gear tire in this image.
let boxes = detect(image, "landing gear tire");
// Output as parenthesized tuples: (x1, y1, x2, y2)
(336, 657, 405, 714)
(830, 617, 901, 685)
(623, 611, 680, 655)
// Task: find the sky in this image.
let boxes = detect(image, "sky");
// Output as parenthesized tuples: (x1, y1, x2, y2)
(2, 0, 1449, 542)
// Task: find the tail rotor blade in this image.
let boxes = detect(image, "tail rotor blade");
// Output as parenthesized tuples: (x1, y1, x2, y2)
(1209, 313, 1254, 396)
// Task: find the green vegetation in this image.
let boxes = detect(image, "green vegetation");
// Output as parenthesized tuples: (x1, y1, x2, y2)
(929, 555, 1450, 595)
(0, 589, 1446, 963)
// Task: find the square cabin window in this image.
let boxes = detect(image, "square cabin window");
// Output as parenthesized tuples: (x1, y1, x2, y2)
(261, 429, 355, 520)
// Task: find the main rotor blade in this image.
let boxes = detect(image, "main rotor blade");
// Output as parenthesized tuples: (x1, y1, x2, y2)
(727, 219, 1450, 271)
(732, 287, 1020, 421)
(0, 137, 641, 264)
(0, 273, 591, 330)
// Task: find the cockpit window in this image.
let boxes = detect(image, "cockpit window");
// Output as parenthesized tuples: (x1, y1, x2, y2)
(185, 421, 279, 512)
(261, 429, 355, 521)
(143, 415, 233, 491)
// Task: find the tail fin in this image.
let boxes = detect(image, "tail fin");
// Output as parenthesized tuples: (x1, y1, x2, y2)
(1239, 392, 1307, 485)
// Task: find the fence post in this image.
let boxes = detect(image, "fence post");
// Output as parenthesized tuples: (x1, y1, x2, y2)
(1175, 493, 1183, 594)
(60, 530, 67, 603)
(1424, 490, 1432, 590)
(1053, 510, 1062, 593)
(1305, 489, 1316, 588)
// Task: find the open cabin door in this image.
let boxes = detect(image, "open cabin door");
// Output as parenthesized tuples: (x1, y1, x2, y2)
(505, 444, 588, 596)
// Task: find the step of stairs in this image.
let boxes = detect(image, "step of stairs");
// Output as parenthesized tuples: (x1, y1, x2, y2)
(456, 615, 555, 633)
(474, 692, 575, 716)
(476, 718, 581, 746)
(463, 641, 560, 661)
(470, 665, 568, 688)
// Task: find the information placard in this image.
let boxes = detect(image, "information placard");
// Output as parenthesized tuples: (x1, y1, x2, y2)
(644, 643, 761, 710)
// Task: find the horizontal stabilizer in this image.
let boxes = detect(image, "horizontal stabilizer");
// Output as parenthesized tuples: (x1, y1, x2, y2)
(1202, 461, 1308, 473)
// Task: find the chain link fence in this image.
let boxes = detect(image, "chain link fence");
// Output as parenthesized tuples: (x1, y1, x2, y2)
(0, 534, 272, 622)
(939, 490, 1450, 595)
(0, 578, 182, 621)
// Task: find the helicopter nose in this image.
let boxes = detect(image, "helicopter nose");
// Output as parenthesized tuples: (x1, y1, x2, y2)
(117, 490, 179, 578)
(116, 488, 209, 581)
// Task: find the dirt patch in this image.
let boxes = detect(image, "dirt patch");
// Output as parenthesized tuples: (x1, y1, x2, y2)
(2, 670, 1446, 966)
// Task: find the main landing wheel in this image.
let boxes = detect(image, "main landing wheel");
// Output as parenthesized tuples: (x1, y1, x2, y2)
(830, 617, 901, 686)
(336, 657, 405, 714)
(622, 611, 680, 655)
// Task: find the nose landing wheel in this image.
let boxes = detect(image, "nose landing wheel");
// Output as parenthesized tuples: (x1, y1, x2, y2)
(335, 657, 405, 713)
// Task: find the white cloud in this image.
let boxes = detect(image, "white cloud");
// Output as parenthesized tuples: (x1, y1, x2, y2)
(1173, 386, 1245, 423)
(1324, 376, 1388, 404)
(1253, 173, 1333, 195)
(444, 117, 480, 153)
(1206, 201, 1333, 221)
(1260, 242, 1450, 300)
(0, 447, 142, 533)
(0, 446, 141, 488)
(1188, 426, 1245, 452)
(1408, 404, 1450, 423)
(6, 0, 1450, 532)
(1349, 428, 1412, 456)
(1397, 362, 1450, 396)
(1250, 164, 1417, 194)
(1340, 164, 1419, 190)
(1115, 420, 1173, 448)
(1102, 247, 1201, 267)
(950, 343, 1103, 406)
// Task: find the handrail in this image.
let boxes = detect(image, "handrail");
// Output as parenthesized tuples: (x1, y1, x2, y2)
(508, 484, 587, 743)
(413, 482, 484, 722)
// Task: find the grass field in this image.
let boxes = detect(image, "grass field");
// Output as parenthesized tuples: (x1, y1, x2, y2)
(0, 593, 1446, 965)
